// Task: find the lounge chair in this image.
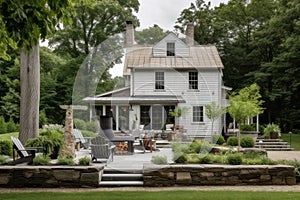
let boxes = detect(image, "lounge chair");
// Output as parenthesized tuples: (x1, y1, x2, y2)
(74, 129, 91, 149)
(90, 136, 115, 164)
(9, 136, 38, 165)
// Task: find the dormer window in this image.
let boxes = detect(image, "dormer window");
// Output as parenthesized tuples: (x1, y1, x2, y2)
(167, 42, 175, 56)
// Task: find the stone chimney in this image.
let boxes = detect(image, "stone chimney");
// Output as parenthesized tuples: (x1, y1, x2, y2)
(126, 21, 134, 47)
(185, 23, 194, 46)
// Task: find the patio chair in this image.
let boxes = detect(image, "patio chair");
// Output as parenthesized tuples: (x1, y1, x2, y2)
(99, 116, 135, 153)
(74, 129, 91, 149)
(9, 136, 38, 165)
(90, 136, 115, 164)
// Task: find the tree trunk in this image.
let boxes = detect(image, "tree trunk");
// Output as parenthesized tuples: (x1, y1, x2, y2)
(19, 42, 40, 144)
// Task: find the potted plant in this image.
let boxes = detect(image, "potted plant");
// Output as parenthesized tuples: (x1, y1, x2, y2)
(263, 123, 281, 139)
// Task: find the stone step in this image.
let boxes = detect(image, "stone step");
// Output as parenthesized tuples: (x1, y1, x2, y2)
(102, 173, 143, 182)
(100, 167, 144, 187)
(255, 142, 289, 145)
(260, 148, 293, 151)
(254, 145, 291, 148)
(99, 181, 144, 186)
(256, 139, 283, 142)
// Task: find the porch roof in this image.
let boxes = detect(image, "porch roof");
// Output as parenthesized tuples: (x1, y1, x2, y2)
(83, 95, 186, 104)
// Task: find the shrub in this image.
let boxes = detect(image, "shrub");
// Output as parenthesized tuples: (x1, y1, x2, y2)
(6, 118, 18, 133)
(57, 156, 75, 165)
(151, 155, 168, 164)
(212, 134, 225, 145)
(0, 155, 8, 164)
(240, 124, 256, 131)
(199, 154, 213, 164)
(74, 118, 86, 130)
(227, 153, 242, 165)
(0, 140, 12, 156)
(227, 136, 238, 146)
(26, 136, 63, 157)
(78, 157, 91, 166)
(171, 143, 189, 153)
(32, 155, 51, 165)
(81, 130, 97, 137)
(173, 152, 187, 163)
(0, 116, 7, 134)
(187, 140, 202, 153)
(240, 137, 254, 148)
(42, 124, 64, 133)
(39, 110, 48, 128)
(85, 121, 98, 133)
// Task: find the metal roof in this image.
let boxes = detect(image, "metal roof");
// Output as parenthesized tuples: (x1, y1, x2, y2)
(124, 45, 223, 74)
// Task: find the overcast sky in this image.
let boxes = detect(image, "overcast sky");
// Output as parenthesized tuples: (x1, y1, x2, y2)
(110, 0, 229, 77)
(136, 0, 229, 30)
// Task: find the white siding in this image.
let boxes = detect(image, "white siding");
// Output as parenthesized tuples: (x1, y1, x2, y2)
(153, 33, 190, 57)
(132, 68, 223, 136)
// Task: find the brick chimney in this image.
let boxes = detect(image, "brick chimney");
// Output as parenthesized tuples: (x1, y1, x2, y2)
(126, 21, 134, 47)
(185, 23, 194, 46)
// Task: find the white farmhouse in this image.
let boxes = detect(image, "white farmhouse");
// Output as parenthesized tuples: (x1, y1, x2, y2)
(84, 22, 230, 139)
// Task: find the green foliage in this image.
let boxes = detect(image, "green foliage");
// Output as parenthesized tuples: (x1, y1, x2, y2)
(169, 107, 189, 118)
(0, 155, 8, 164)
(32, 155, 51, 166)
(227, 153, 243, 165)
(240, 137, 255, 148)
(85, 121, 98, 133)
(228, 84, 264, 124)
(240, 124, 256, 132)
(187, 140, 202, 153)
(57, 156, 75, 165)
(6, 118, 18, 133)
(205, 102, 226, 135)
(212, 134, 225, 145)
(74, 118, 86, 130)
(26, 136, 63, 157)
(151, 155, 168, 165)
(39, 110, 48, 128)
(264, 123, 281, 137)
(81, 130, 97, 138)
(0, 116, 7, 134)
(171, 143, 189, 153)
(78, 157, 91, 166)
(135, 24, 169, 45)
(0, 140, 12, 156)
(173, 152, 188, 164)
(227, 136, 238, 146)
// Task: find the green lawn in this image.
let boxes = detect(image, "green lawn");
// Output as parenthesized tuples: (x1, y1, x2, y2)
(281, 133, 300, 151)
(0, 191, 300, 200)
(0, 132, 18, 141)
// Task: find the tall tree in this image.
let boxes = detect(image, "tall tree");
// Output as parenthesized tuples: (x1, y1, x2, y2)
(48, 0, 139, 121)
(0, 0, 72, 144)
(135, 24, 169, 45)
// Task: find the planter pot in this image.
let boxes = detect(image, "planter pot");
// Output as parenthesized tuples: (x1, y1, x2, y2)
(270, 132, 279, 139)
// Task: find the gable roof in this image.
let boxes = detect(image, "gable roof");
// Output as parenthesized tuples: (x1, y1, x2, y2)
(123, 33, 223, 74)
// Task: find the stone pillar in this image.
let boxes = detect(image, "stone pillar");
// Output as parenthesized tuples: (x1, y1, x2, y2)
(61, 106, 75, 158)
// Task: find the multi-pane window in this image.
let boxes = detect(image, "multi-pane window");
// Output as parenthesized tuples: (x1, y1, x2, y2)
(155, 72, 164, 90)
(167, 42, 175, 56)
(193, 106, 204, 122)
(189, 71, 198, 89)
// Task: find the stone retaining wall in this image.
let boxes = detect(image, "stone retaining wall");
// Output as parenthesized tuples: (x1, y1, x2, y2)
(0, 166, 104, 188)
(144, 164, 296, 187)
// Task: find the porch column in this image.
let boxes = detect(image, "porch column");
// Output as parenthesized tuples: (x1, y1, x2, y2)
(116, 105, 119, 131)
(256, 114, 259, 132)
(103, 106, 106, 116)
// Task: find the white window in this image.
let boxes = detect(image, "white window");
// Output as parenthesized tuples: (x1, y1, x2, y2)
(193, 106, 204, 122)
(155, 72, 164, 90)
